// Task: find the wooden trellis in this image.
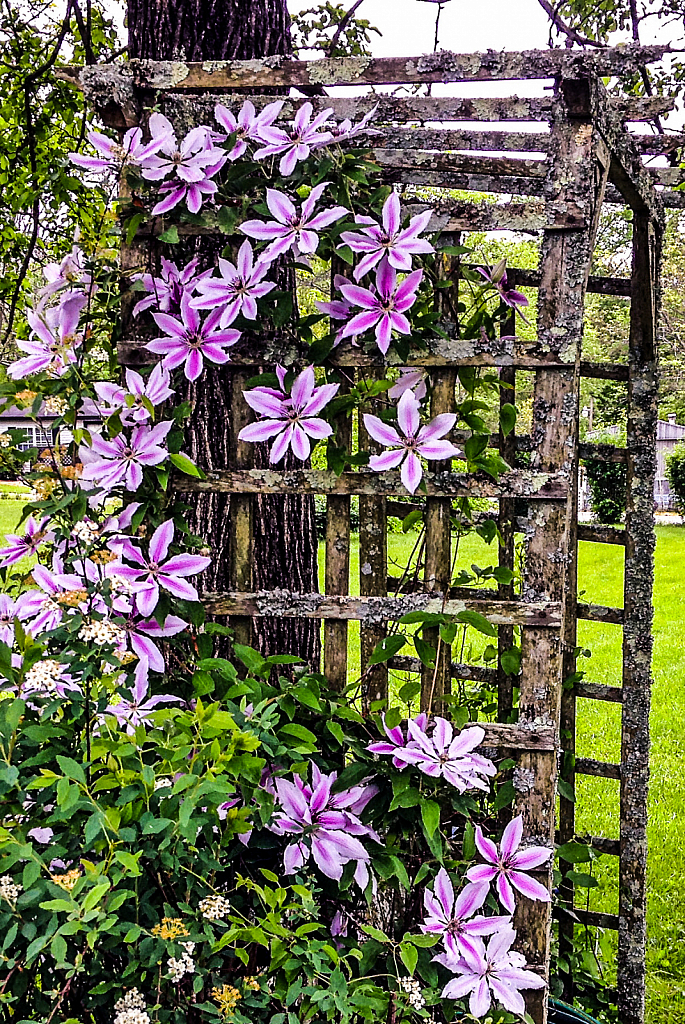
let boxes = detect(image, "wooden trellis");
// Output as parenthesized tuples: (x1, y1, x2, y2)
(71, 45, 668, 1024)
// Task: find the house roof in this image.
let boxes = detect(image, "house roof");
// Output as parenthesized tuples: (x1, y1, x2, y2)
(657, 417, 685, 441)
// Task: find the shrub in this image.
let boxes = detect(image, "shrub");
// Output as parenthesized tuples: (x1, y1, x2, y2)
(666, 440, 685, 514)
(583, 431, 627, 525)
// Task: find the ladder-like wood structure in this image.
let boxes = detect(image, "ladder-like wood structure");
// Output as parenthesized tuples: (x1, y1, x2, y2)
(73, 45, 665, 1024)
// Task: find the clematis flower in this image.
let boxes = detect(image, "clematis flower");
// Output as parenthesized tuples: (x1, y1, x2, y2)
(363, 389, 462, 494)
(239, 365, 339, 463)
(94, 365, 175, 425)
(131, 257, 213, 317)
(339, 262, 421, 356)
(328, 105, 380, 143)
(422, 868, 511, 956)
(478, 260, 529, 320)
(270, 765, 379, 888)
(367, 711, 427, 768)
(26, 563, 87, 635)
(0, 517, 54, 568)
(101, 660, 181, 735)
(240, 183, 347, 262)
(0, 591, 45, 645)
(388, 368, 427, 401)
(151, 175, 221, 216)
(254, 102, 334, 175)
(80, 421, 172, 493)
(69, 125, 170, 175)
(39, 246, 94, 304)
(214, 99, 284, 160)
(191, 240, 276, 327)
(114, 601, 188, 673)
(341, 192, 434, 281)
(111, 519, 211, 618)
(147, 292, 241, 380)
(394, 716, 497, 792)
(142, 114, 226, 184)
(436, 927, 545, 1017)
(466, 816, 552, 913)
(9, 292, 87, 380)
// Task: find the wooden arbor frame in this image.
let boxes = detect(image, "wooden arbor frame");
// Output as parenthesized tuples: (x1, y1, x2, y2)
(71, 45, 666, 1024)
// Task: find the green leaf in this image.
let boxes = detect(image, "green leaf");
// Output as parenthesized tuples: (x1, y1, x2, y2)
(125, 212, 145, 246)
(558, 779, 576, 803)
(401, 509, 423, 532)
(40, 898, 76, 912)
(566, 871, 598, 888)
(421, 799, 440, 838)
(399, 611, 446, 626)
(22, 860, 41, 890)
(456, 610, 498, 637)
(113, 851, 142, 875)
(398, 679, 421, 703)
(399, 941, 418, 975)
(556, 841, 592, 864)
(169, 452, 203, 478)
(279, 723, 318, 747)
(291, 686, 321, 711)
(326, 720, 345, 746)
(361, 925, 390, 943)
(158, 225, 179, 244)
(234, 644, 268, 676)
(82, 882, 110, 912)
(500, 646, 522, 675)
(414, 636, 436, 668)
(500, 403, 517, 437)
(368, 634, 406, 665)
(494, 780, 516, 811)
(51, 933, 68, 964)
(56, 756, 86, 785)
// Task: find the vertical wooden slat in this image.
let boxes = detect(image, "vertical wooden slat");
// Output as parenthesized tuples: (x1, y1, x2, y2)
(497, 301, 517, 723)
(618, 210, 660, 1024)
(359, 372, 388, 712)
(514, 80, 610, 1024)
(228, 370, 254, 647)
(324, 372, 352, 690)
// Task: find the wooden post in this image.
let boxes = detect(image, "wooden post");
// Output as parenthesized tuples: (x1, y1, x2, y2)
(497, 300, 517, 723)
(324, 369, 353, 690)
(228, 371, 254, 647)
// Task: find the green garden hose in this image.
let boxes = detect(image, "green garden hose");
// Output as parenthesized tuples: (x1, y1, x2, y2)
(548, 997, 603, 1024)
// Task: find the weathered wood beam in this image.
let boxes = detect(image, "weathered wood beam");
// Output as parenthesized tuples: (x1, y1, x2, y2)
(580, 442, 628, 463)
(554, 906, 620, 930)
(579, 362, 629, 381)
(375, 148, 548, 178)
(201, 590, 562, 626)
(176, 467, 569, 499)
(408, 198, 586, 233)
(575, 757, 622, 780)
(577, 602, 624, 624)
(504, 266, 632, 297)
(577, 524, 626, 545)
(633, 132, 685, 155)
(574, 681, 623, 702)
(389, 654, 496, 683)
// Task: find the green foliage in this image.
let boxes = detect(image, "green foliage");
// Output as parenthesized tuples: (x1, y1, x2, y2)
(583, 432, 627, 525)
(291, 2, 382, 57)
(666, 439, 685, 514)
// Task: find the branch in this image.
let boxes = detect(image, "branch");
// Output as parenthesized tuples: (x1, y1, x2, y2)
(325, 0, 366, 57)
(535, 0, 606, 48)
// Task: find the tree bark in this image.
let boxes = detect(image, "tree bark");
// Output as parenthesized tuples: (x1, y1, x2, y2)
(127, 0, 322, 669)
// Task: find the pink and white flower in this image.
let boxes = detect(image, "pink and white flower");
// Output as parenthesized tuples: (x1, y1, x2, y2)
(0, 592, 45, 645)
(131, 257, 213, 317)
(239, 365, 339, 463)
(436, 927, 545, 1017)
(69, 125, 170, 175)
(240, 184, 347, 262)
(254, 102, 334, 175)
(478, 260, 529, 320)
(214, 99, 284, 160)
(328, 105, 380, 143)
(141, 114, 225, 185)
(80, 421, 172, 493)
(101, 660, 181, 735)
(466, 816, 552, 913)
(147, 292, 241, 380)
(422, 868, 510, 956)
(152, 175, 220, 216)
(363, 389, 462, 494)
(394, 717, 496, 792)
(367, 711, 427, 768)
(111, 519, 211, 618)
(190, 240, 275, 327)
(0, 517, 54, 568)
(39, 246, 94, 304)
(94, 365, 175, 425)
(339, 262, 421, 356)
(341, 192, 434, 281)
(388, 368, 427, 401)
(9, 292, 87, 380)
(26, 563, 87, 635)
(113, 601, 188, 673)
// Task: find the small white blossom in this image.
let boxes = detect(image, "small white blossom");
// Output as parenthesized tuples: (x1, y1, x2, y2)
(44, 395, 68, 415)
(23, 659, 71, 697)
(0, 875, 22, 903)
(79, 620, 125, 645)
(400, 976, 425, 1010)
(154, 777, 173, 791)
(168, 941, 196, 982)
(113, 988, 150, 1024)
(72, 519, 99, 544)
(199, 894, 231, 920)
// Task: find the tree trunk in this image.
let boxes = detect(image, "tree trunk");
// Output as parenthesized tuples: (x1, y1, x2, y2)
(127, 0, 322, 669)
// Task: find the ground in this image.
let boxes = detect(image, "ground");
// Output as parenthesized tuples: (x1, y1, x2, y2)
(0, 497, 680, 1023)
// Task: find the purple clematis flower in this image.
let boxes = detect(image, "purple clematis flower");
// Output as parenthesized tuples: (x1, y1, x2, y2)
(94, 365, 175, 425)
(466, 815, 552, 913)
(69, 125, 170, 175)
(39, 246, 94, 305)
(339, 261, 421, 355)
(0, 591, 45, 645)
(151, 174, 221, 216)
(341, 192, 434, 281)
(101, 660, 181, 735)
(394, 717, 497, 793)
(388, 368, 427, 401)
(477, 260, 529, 320)
(114, 600, 188, 673)
(422, 868, 511, 956)
(436, 927, 545, 1017)
(240, 183, 348, 262)
(131, 257, 213, 317)
(147, 292, 241, 380)
(367, 711, 427, 768)
(26, 563, 86, 635)
(270, 765, 379, 888)
(364, 390, 462, 494)
(111, 519, 211, 618)
(190, 240, 276, 327)
(80, 421, 172, 494)
(328, 105, 380, 143)
(239, 365, 339, 463)
(214, 99, 284, 160)
(0, 517, 54, 568)
(142, 114, 226, 184)
(9, 292, 87, 380)
(254, 101, 334, 175)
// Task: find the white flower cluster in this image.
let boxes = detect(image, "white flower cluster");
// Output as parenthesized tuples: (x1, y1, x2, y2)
(23, 659, 65, 696)
(72, 519, 99, 544)
(199, 894, 231, 920)
(400, 976, 425, 1011)
(0, 875, 22, 903)
(154, 777, 173, 791)
(79, 620, 124, 645)
(113, 988, 150, 1024)
(44, 395, 68, 415)
(168, 941, 195, 982)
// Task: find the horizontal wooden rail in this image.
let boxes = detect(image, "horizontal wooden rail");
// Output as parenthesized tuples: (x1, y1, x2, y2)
(554, 906, 620, 930)
(577, 602, 624, 625)
(579, 362, 629, 382)
(468, 265, 632, 297)
(556, 832, 621, 856)
(179, 468, 569, 500)
(416, 198, 586, 233)
(375, 149, 548, 179)
(577, 524, 626, 545)
(574, 682, 623, 702)
(575, 757, 622, 780)
(389, 654, 497, 683)
(202, 590, 562, 626)
(579, 442, 628, 463)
